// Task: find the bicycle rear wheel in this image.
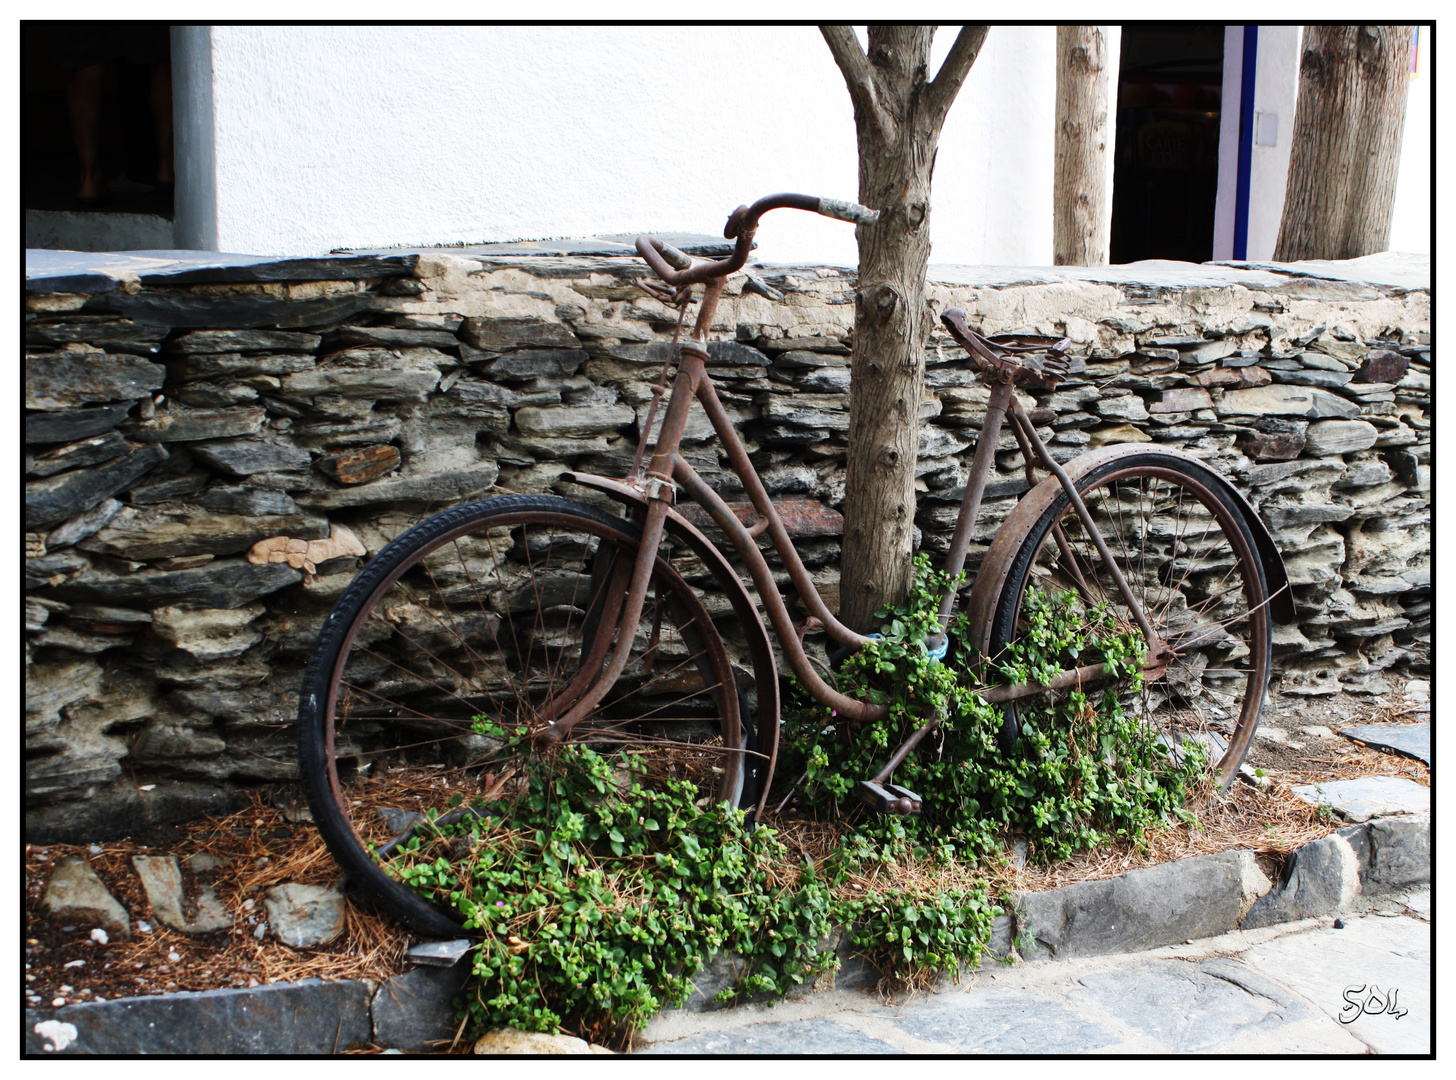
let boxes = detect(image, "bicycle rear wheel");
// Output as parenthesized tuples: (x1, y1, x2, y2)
(298, 494, 756, 935)
(987, 451, 1272, 790)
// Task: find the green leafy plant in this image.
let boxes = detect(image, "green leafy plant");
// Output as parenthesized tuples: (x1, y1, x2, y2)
(392, 737, 849, 1040)
(386, 557, 1205, 1043)
(779, 557, 1205, 864)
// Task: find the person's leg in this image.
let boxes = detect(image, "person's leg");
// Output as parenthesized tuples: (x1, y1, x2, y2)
(66, 63, 107, 200)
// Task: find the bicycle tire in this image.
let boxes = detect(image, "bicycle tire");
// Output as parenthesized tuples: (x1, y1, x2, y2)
(986, 451, 1272, 790)
(297, 494, 757, 935)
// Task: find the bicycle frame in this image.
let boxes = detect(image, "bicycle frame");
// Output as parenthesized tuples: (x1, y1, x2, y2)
(535, 276, 1171, 755)
(295, 196, 1292, 931)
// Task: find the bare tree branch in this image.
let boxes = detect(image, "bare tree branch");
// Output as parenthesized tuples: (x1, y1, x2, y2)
(820, 24, 892, 143)
(924, 25, 989, 131)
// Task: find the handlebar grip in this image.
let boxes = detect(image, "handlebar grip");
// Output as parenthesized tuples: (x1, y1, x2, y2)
(659, 243, 693, 270)
(817, 197, 880, 226)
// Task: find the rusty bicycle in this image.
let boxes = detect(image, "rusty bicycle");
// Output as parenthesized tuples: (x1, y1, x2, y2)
(297, 193, 1294, 936)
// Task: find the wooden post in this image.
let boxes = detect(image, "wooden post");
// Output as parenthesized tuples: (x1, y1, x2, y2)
(1053, 26, 1113, 267)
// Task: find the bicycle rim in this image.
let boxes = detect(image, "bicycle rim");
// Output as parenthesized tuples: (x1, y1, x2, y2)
(989, 455, 1272, 789)
(298, 494, 755, 933)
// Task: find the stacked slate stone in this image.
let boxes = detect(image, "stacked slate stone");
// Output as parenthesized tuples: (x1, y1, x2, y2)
(23, 250, 1430, 842)
(26, 320, 328, 842)
(914, 281, 1430, 702)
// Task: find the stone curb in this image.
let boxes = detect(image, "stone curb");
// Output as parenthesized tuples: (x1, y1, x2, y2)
(26, 962, 470, 1055)
(26, 813, 1429, 1054)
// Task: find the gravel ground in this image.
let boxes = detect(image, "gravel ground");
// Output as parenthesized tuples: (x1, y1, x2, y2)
(1248, 679, 1430, 787)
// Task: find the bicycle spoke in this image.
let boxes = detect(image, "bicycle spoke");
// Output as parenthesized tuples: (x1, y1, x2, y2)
(993, 456, 1272, 791)
(417, 554, 488, 690)
(310, 498, 755, 908)
(386, 578, 515, 695)
(335, 677, 478, 732)
(349, 636, 500, 723)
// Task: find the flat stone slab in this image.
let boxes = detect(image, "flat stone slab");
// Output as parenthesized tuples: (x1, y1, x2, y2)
(929, 255, 1430, 294)
(373, 962, 472, 1052)
(1364, 815, 1431, 889)
(1399, 888, 1430, 919)
(640, 910, 1421, 1055)
(1212, 251, 1429, 292)
(1291, 776, 1429, 822)
(1340, 722, 1430, 764)
(263, 883, 345, 947)
(40, 855, 130, 940)
(24, 248, 416, 292)
(30, 248, 1426, 297)
(1239, 914, 1430, 1054)
(1241, 832, 1360, 928)
(26, 978, 374, 1054)
(131, 854, 188, 931)
(405, 939, 474, 967)
(343, 233, 737, 261)
(642, 1017, 901, 1055)
(1067, 959, 1317, 1052)
(1015, 850, 1250, 960)
(889, 986, 1121, 1053)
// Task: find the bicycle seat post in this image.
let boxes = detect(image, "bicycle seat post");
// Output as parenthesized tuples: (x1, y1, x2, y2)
(930, 377, 1017, 641)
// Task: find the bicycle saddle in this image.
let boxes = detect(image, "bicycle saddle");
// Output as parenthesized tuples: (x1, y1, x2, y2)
(940, 308, 1072, 389)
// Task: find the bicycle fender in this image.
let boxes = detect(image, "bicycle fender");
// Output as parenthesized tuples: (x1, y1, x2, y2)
(962, 444, 1295, 664)
(562, 471, 781, 816)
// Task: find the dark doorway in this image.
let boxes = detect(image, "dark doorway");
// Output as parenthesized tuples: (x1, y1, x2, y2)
(23, 22, 175, 218)
(1109, 24, 1224, 264)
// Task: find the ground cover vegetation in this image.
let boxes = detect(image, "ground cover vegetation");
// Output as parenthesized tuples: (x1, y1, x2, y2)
(28, 674, 1414, 1025)
(387, 558, 1209, 1044)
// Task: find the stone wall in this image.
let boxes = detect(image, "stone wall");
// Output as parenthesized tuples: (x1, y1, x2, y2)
(24, 250, 1430, 842)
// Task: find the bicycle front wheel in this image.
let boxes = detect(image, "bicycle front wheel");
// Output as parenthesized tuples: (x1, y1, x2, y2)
(987, 451, 1272, 790)
(298, 494, 756, 935)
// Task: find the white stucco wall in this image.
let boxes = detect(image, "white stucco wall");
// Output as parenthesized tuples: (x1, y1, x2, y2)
(1387, 26, 1431, 254)
(187, 25, 1057, 265)
(931, 25, 1059, 266)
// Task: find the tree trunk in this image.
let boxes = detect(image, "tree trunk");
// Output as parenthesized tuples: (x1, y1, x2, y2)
(1053, 26, 1112, 266)
(822, 25, 987, 630)
(1274, 25, 1414, 261)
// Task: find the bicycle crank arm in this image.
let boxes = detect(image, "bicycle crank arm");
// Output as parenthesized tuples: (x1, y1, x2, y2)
(857, 780, 923, 816)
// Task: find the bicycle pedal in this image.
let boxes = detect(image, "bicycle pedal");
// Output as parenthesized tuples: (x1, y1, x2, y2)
(857, 780, 923, 816)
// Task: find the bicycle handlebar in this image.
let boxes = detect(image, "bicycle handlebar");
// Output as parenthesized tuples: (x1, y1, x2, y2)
(814, 197, 882, 227)
(722, 192, 879, 237)
(636, 192, 878, 288)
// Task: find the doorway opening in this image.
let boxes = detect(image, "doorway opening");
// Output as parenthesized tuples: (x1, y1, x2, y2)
(1109, 23, 1225, 264)
(24, 22, 176, 250)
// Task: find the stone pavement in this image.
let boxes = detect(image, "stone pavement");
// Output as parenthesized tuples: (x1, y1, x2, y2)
(637, 893, 1430, 1055)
